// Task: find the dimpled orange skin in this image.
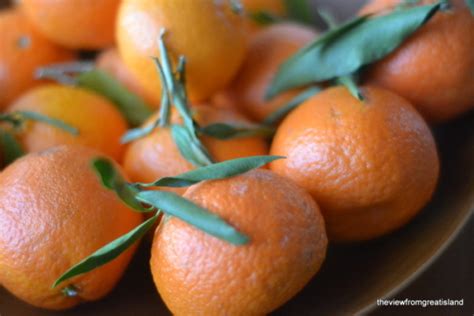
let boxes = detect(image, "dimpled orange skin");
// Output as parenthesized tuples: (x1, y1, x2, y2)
(151, 169, 328, 315)
(20, 0, 120, 49)
(0, 145, 143, 310)
(8, 84, 128, 161)
(116, 0, 248, 103)
(96, 48, 160, 108)
(123, 105, 269, 193)
(270, 86, 439, 242)
(361, 0, 474, 122)
(229, 23, 318, 122)
(0, 9, 75, 109)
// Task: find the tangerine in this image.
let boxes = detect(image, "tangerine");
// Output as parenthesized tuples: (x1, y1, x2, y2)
(151, 169, 327, 315)
(116, 0, 248, 103)
(270, 86, 439, 242)
(21, 0, 121, 49)
(8, 84, 128, 161)
(123, 105, 269, 193)
(0, 8, 74, 109)
(229, 23, 318, 122)
(362, 0, 474, 122)
(0, 145, 143, 310)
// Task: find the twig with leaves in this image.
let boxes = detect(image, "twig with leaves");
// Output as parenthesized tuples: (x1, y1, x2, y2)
(265, 2, 442, 101)
(53, 155, 283, 289)
(121, 30, 274, 166)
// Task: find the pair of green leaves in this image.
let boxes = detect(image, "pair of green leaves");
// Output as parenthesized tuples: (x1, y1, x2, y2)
(266, 2, 442, 99)
(53, 155, 282, 288)
(37, 64, 153, 127)
(120, 30, 276, 166)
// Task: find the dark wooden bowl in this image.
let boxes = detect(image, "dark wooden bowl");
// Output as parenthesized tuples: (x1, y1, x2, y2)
(0, 0, 473, 315)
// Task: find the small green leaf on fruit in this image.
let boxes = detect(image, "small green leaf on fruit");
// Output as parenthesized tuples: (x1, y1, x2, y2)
(171, 124, 213, 167)
(138, 155, 284, 188)
(137, 191, 249, 245)
(53, 214, 158, 288)
(266, 3, 441, 98)
(18, 111, 79, 135)
(77, 70, 153, 127)
(263, 86, 321, 126)
(199, 123, 274, 140)
(337, 76, 364, 101)
(92, 158, 149, 212)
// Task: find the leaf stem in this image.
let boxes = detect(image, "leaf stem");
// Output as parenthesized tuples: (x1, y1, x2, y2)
(337, 76, 364, 101)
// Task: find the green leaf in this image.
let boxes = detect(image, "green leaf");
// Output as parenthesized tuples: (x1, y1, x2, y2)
(138, 155, 284, 188)
(284, 0, 312, 24)
(121, 119, 160, 144)
(137, 191, 249, 245)
(0, 111, 79, 135)
(0, 129, 24, 167)
(171, 124, 213, 167)
(249, 10, 281, 25)
(154, 57, 172, 127)
(77, 70, 153, 127)
(465, 0, 474, 14)
(337, 76, 364, 101)
(92, 158, 149, 212)
(153, 30, 213, 168)
(53, 214, 158, 288)
(317, 8, 338, 29)
(263, 86, 321, 125)
(199, 123, 274, 140)
(266, 3, 441, 99)
(17, 111, 79, 135)
(398, 0, 422, 9)
(156, 32, 195, 134)
(120, 59, 169, 144)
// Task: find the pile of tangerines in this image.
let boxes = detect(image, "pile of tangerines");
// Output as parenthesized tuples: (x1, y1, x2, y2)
(0, 0, 472, 314)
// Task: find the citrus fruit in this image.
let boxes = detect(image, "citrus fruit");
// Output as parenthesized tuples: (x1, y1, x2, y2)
(116, 0, 248, 103)
(151, 169, 328, 315)
(362, 0, 474, 122)
(229, 22, 318, 122)
(7, 84, 128, 161)
(0, 145, 143, 310)
(96, 48, 160, 107)
(123, 105, 269, 192)
(0, 8, 74, 109)
(270, 86, 440, 242)
(20, 0, 120, 49)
